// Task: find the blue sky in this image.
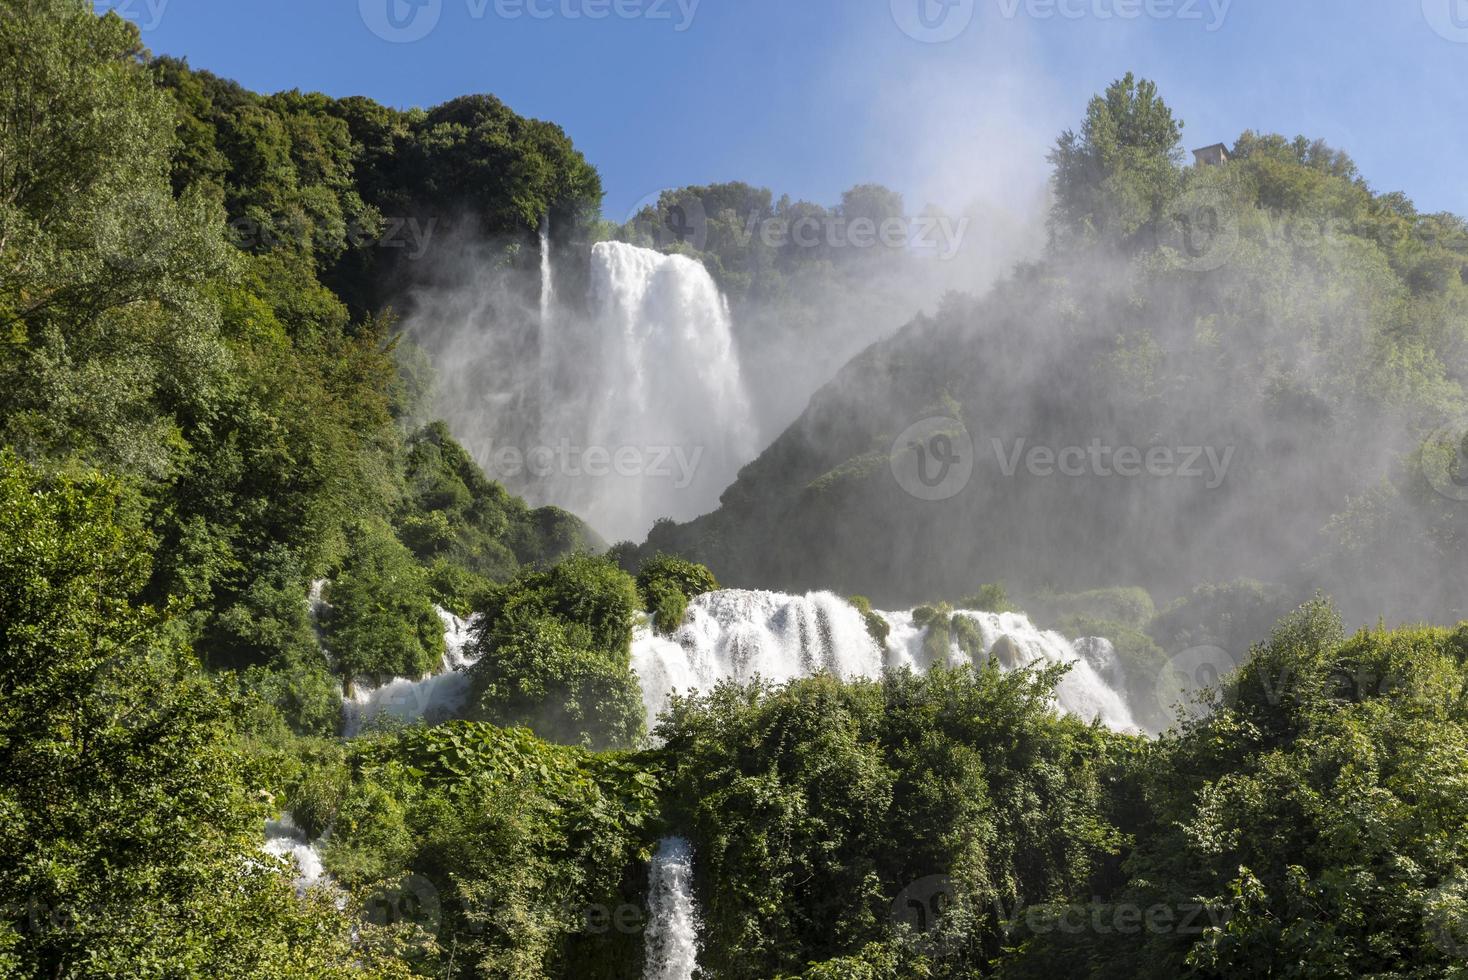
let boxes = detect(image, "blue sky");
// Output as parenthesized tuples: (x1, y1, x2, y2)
(106, 0, 1468, 221)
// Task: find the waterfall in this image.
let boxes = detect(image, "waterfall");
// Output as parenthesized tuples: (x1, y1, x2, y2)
(539, 214, 555, 382)
(263, 813, 327, 894)
(413, 238, 757, 543)
(341, 609, 480, 737)
(571, 241, 755, 540)
(631, 590, 1139, 733)
(643, 837, 700, 980)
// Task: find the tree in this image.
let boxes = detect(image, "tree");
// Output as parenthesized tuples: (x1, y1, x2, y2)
(636, 553, 719, 635)
(0, 452, 387, 976)
(468, 555, 644, 748)
(324, 521, 446, 683)
(1048, 73, 1184, 247)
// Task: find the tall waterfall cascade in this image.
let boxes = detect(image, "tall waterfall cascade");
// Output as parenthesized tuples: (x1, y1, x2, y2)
(632, 590, 1139, 733)
(452, 239, 758, 543)
(643, 837, 701, 980)
(572, 241, 756, 540)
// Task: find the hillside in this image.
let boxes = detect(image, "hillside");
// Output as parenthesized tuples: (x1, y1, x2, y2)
(637, 79, 1468, 627)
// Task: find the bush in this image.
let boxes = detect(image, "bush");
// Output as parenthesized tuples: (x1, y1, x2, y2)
(960, 583, 1015, 614)
(637, 554, 719, 635)
(469, 555, 644, 747)
(324, 521, 445, 682)
(1027, 588, 1156, 630)
(1148, 579, 1296, 655)
(849, 595, 891, 647)
(468, 611, 644, 749)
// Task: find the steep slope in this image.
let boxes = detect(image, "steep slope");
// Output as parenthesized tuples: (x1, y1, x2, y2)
(641, 141, 1468, 623)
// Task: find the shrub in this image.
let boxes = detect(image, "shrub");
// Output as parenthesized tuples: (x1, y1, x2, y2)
(637, 554, 719, 635)
(469, 555, 644, 747)
(849, 595, 891, 647)
(324, 521, 445, 682)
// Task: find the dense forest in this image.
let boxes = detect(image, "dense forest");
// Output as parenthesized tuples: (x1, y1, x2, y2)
(3, 3, 1468, 978)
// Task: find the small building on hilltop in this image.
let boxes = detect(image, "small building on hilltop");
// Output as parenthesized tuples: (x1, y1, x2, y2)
(1193, 143, 1232, 167)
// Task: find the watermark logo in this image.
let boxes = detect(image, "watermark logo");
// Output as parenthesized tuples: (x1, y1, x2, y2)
(1424, 0, 1468, 42)
(992, 438, 1235, 488)
(1161, 186, 1240, 273)
(95, 189, 172, 273)
(94, 0, 168, 30)
(485, 0, 701, 30)
(735, 211, 969, 259)
(892, 875, 959, 954)
(892, 417, 975, 502)
(994, 0, 1232, 31)
(363, 874, 442, 936)
(625, 190, 710, 253)
(892, 0, 976, 43)
(1155, 645, 1242, 719)
(228, 214, 438, 260)
(486, 440, 704, 489)
(361, 0, 443, 43)
(1426, 875, 1468, 958)
(1423, 421, 1468, 502)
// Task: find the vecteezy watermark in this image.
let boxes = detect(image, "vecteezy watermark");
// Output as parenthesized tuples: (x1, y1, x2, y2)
(891, 417, 976, 502)
(485, 440, 704, 489)
(624, 190, 710, 252)
(1422, 420, 1468, 503)
(892, 875, 959, 955)
(891, 0, 977, 43)
(1423, 0, 1468, 43)
(996, 898, 1231, 938)
(94, 0, 168, 31)
(892, 0, 1231, 42)
(994, 0, 1232, 30)
(732, 212, 969, 260)
(1159, 186, 1240, 273)
(360, 0, 699, 42)
(361, 0, 444, 42)
(992, 438, 1235, 489)
(362, 874, 442, 937)
(1425, 875, 1468, 959)
(486, 0, 700, 29)
(227, 215, 438, 260)
(1155, 645, 1243, 720)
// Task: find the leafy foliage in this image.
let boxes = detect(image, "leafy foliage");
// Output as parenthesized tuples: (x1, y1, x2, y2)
(324, 521, 446, 683)
(657, 667, 1131, 979)
(636, 553, 720, 635)
(468, 556, 644, 748)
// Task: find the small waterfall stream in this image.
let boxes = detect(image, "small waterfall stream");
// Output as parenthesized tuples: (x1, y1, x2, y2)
(341, 609, 479, 737)
(643, 837, 700, 980)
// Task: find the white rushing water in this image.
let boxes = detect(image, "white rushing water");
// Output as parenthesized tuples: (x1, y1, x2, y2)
(631, 590, 1138, 733)
(538, 214, 556, 393)
(341, 609, 480, 737)
(643, 837, 700, 980)
(575, 241, 756, 540)
(418, 238, 758, 543)
(263, 813, 328, 894)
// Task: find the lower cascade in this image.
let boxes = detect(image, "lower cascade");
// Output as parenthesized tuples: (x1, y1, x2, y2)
(341, 609, 480, 737)
(263, 814, 327, 894)
(632, 590, 1138, 732)
(643, 837, 700, 980)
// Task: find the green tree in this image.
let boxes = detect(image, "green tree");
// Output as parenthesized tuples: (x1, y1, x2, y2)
(324, 521, 446, 683)
(468, 555, 644, 748)
(0, 452, 390, 976)
(1049, 72, 1184, 248)
(636, 553, 719, 635)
